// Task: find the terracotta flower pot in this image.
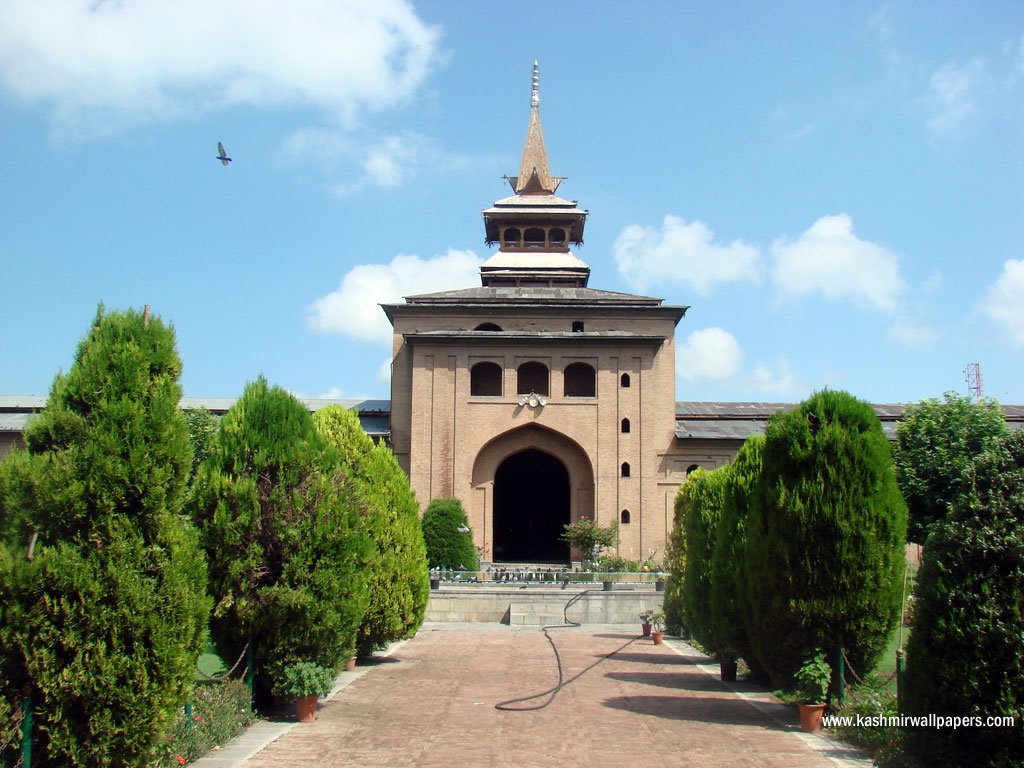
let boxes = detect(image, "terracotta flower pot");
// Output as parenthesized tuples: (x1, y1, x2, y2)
(345, 657, 356, 672)
(641, 622, 651, 637)
(651, 630, 665, 645)
(296, 694, 318, 723)
(798, 702, 826, 733)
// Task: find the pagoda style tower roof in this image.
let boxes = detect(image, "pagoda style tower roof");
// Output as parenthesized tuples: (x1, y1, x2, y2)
(480, 62, 590, 288)
(509, 62, 560, 195)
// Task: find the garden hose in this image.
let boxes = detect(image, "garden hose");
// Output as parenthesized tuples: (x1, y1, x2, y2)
(494, 589, 641, 712)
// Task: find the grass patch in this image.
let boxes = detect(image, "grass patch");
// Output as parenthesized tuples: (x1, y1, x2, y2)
(196, 645, 228, 681)
(867, 618, 909, 694)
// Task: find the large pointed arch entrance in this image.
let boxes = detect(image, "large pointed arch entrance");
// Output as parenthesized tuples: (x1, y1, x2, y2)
(493, 449, 570, 562)
(471, 425, 594, 564)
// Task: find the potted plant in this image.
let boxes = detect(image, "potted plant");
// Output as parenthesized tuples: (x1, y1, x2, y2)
(280, 661, 335, 723)
(649, 610, 666, 645)
(794, 653, 831, 733)
(639, 609, 655, 637)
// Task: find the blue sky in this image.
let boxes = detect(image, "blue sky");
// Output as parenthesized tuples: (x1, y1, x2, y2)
(2, 1, 1022, 406)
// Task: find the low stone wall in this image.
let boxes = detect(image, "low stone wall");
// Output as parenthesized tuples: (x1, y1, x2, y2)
(424, 585, 665, 625)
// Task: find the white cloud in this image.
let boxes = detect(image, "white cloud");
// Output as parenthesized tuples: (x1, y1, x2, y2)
(771, 213, 905, 311)
(887, 317, 939, 348)
(282, 129, 417, 193)
(376, 358, 392, 384)
(316, 386, 347, 400)
(288, 385, 376, 400)
(980, 259, 1024, 346)
(677, 328, 743, 381)
(614, 215, 761, 295)
(749, 358, 804, 397)
(307, 249, 484, 344)
(922, 270, 943, 293)
(284, 129, 482, 194)
(868, 6, 893, 39)
(337, 134, 422, 194)
(927, 59, 986, 137)
(0, 0, 440, 134)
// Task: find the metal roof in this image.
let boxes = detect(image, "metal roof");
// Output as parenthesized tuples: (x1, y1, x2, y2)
(673, 401, 904, 441)
(485, 196, 584, 211)
(673, 401, 1024, 441)
(480, 251, 589, 270)
(403, 330, 668, 347)
(398, 286, 668, 305)
(0, 396, 391, 436)
(675, 418, 899, 441)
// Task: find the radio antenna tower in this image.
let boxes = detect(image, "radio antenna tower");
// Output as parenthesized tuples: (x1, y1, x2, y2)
(964, 362, 983, 400)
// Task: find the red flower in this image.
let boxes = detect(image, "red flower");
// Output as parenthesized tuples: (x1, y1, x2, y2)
(175, 756, 187, 765)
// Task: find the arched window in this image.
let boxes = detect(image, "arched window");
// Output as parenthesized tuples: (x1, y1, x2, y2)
(620, 510, 631, 524)
(620, 373, 631, 388)
(563, 362, 596, 397)
(549, 228, 566, 245)
(523, 227, 545, 248)
(470, 362, 502, 396)
(621, 462, 630, 478)
(517, 361, 549, 396)
(686, 463, 701, 476)
(475, 322, 502, 332)
(502, 227, 520, 247)
(621, 418, 631, 434)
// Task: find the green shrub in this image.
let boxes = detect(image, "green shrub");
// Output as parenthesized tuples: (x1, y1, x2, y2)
(0, 306, 210, 768)
(191, 379, 371, 707)
(680, 467, 728, 654)
(711, 436, 765, 675)
(279, 662, 334, 699)
(794, 653, 831, 704)
(152, 680, 255, 768)
(745, 390, 907, 688)
(829, 674, 902, 762)
(903, 431, 1024, 767)
(894, 392, 1007, 543)
(662, 485, 688, 636)
(421, 498, 478, 570)
(592, 555, 641, 573)
(313, 407, 428, 656)
(561, 518, 619, 566)
(183, 407, 219, 487)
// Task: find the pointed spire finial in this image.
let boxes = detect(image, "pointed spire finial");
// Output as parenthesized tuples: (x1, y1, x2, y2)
(531, 60, 539, 108)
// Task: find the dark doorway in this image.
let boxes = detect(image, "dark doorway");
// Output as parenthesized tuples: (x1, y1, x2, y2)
(493, 449, 570, 563)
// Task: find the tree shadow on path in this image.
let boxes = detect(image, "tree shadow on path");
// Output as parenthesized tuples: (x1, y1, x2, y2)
(603, 693, 793, 728)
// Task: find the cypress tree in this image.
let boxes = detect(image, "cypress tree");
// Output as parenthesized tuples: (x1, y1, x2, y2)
(745, 390, 906, 687)
(662, 483, 687, 636)
(313, 406, 428, 656)
(421, 498, 478, 570)
(191, 379, 371, 705)
(711, 435, 765, 675)
(0, 306, 210, 767)
(680, 467, 728, 653)
(894, 392, 1008, 543)
(903, 432, 1024, 767)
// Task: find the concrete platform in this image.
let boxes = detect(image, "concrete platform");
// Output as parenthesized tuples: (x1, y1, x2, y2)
(424, 584, 664, 624)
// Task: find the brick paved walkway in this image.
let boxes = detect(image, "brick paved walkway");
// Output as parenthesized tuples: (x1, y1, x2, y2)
(241, 624, 868, 768)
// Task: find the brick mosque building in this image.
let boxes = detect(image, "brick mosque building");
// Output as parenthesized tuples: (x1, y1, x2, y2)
(383, 64, 689, 565)
(2, 65, 1020, 566)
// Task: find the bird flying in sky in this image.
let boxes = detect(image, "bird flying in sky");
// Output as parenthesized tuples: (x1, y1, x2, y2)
(216, 142, 231, 166)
